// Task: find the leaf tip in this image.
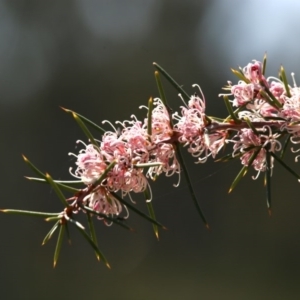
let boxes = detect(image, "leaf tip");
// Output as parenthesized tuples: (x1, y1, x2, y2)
(268, 208, 272, 216)
(60, 106, 69, 112)
(106, 262, 111, 269)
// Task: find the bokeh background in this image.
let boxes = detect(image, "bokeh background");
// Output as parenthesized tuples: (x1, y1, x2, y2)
(1, 1, 300, 299)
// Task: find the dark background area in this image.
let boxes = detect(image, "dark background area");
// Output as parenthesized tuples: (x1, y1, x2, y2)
(1, 1, 300, 299)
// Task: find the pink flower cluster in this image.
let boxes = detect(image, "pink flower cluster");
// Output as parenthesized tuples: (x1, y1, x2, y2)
(69, 98, 180, 218)
(173, 85, 226, 163)
(68, 59, 300, 219)
(221, 60, 300, 174)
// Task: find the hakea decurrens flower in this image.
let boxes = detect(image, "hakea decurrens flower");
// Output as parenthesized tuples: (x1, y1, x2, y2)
(69, 141, 107, 185)
(228, 127, 281, 178)
(243, 60, 265, 84)
(173, 85, 226, 163)
(13, 56, 300, 269)
(83, 187, 128, 224)
(68, 57, 300, 222)
(69, 97, 182, 217)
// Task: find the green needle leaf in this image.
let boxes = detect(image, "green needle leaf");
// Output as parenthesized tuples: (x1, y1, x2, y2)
(244, 118, 259, 135)
(45, 173, 69, 207)
(61, 107, 106, 134)
(22, 155, 47, 179)
(65, 222, 71, 245)
(259, 80, 282, 108)
(23, 157, 71, 206)
(45, 216, 64, 222)
(86, 212, 100, 261)
(154, 71, 168, 107)
(228, 147, 261, 193)
(93, 160, 116, 187)
(25, 177, 80, 193)
(82, 205, 133, 231)
(144, 188, 159, 240)
(265, 152, 272, 215)
(69, 217, 110, 268)
(280, 134, 291, 159)
(111, 192, 166, 229)
(270, 152, 300, 180)
(71, 112, 98, 147)
(134, 162, 162, 168)
(147, 97, 153, 139)
(42, 220, 60, 245)
(153, 62, 190, 101)
(146, 202, 159, 240)
(228, 165, 248, 193)
(280, 66, 292, 97)
(175, 144, 209, 229)
(262, 53, 267, 76)
(53, 224, 65, 268)
(0, 209, 61, 218)
(223, 95, 241, 124)
(231, 68, 250, 83)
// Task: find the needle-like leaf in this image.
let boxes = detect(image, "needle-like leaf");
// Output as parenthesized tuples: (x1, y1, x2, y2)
(53, 224, 65, 268)
(280, 66, 291, 97)
(144, 188, 159, 240)
(175, 144, 209, 229)
(42, 221, 60, 245)
(45, 173, 69, 207)
(82, 205, 133, 231)
(223, 95, 241, 124)
(154, 71, 168, 107)
(111, 192, 166, 229)
(153, 62, 190, 101)
(71, 112, 98, 147)
(262, 53, 267, 76)
(61, 107, 106, 134)
(265, 152, 272, 215)
(0, 209, 61, 218)
(147, 97, 153, 139)
(231, 68, 250, 83)
(22, 155, 47, 179)
(25, 177, 80, 193)
(270, 152, 300, 180)
(280, 134, 291, 159)
(69, 217, 110, 268)
(228, 147, 261, 193)
(86, 212, 100, 261)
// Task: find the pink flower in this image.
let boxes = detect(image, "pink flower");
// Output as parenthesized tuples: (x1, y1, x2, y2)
(229, 127, 281, 177)
(101, 118, 150, 195)
(174, 85, 226, 162)
(150, 98, 173, 142)
(231, 82, 254, 107)
(281, 90, 300, 122)
(83, 187, 128, 224)
(243, 60, 265, 84)
(269, 81, 285, 100)
(69, 141, 107, 185)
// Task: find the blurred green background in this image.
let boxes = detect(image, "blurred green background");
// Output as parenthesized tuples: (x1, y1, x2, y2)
(1, 1, 300, 299)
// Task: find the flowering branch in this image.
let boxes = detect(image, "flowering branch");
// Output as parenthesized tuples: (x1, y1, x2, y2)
(2, 54, 300, 268)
